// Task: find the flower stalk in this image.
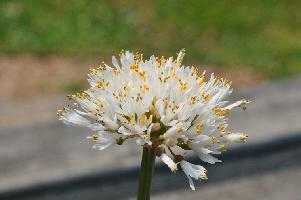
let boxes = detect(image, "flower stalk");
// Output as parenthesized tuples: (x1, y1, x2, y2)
(137, 147, 156, 200)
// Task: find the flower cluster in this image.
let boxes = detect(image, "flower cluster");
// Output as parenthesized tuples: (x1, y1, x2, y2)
(58, 50, 249, 190)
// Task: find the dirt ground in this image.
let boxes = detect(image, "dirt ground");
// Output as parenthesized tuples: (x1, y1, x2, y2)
(0, 54, 267, 101)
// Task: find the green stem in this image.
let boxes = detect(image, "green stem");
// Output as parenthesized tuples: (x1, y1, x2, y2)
(137, 147, 156, 200)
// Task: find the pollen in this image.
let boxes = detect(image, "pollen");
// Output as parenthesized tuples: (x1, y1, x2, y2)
(240, 134, 249, 142)
(179, 80, 187, 91)
(89, 68, 100, 75)
(139, 114, 148, 126)
(191, 68, 199, 77)
(57, 109, 64, 116)
(190, 96, 198, 105)
(195, 123, 204, 135)
(213, 107, 230, 117)
(140, 83, 149, 92)
(119, 49, 125, 57)
(199, 77, 205, 86)
(91, 134, 99, 142)
(139, 70, 146, 81)
(199, 174, 208, 180)
(114, 69, 121, 76)
(163, 76, 171, 83)
(130, 64, 139, 73)
(210, 136, 220, 144)
(201, 91, 210, 102)
(134, 52, 141, 63)
(123, 85, 129, 91)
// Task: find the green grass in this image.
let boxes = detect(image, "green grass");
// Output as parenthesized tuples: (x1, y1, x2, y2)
(1, 0, 301, 77)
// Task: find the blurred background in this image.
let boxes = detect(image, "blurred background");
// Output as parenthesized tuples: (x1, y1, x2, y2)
(0, 0, 301, 199)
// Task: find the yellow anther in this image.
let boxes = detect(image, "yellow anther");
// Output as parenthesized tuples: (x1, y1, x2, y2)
(163, 76, 171, 83)
(201, 91, 210, 102)
(75, 92, 88, 99)
(240, 99, 250, 110)
(179, 80, 187, 91)
(129, 113, 136, 124)
(218, 124, 226, 131)
(96, 81, 103, 88)
(140, 132, 148, 139)
(200, 174, 208, 180)
(89, 68, 100, 75)
(210, 136, 220, 144)
(240, 134, 248, 142)
(57, 109, 64, 116)
(176, 48, 185, 65)
(195, 123, 204, 135)
(134, 52, 141, 63)
(139, 114, 148, 125)
(213, 107, 230, 117)
(191, 68, 199, 77)
(138, 71, 146, 81)
(157, 56, 166, 67)
(119, 49, 125, 57)
(130, 64, 139, 73)
(141, 83, 149, 92)
(199, 77, 205, 86)
(190, 96, 198, 105)
(123, 85, 129, 91)
(99, 64, 107, 71)
(92, 134, 99, 142)
(114, 69, 121, 76)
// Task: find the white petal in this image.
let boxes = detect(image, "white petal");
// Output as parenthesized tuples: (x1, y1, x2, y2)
(223, 99, 251, 110)
(118, 126, 134, 136)
(101, 116, 119, 130)
(222, 133, 248, 143)
(136, 138, 145, 145)
(180, 160, 207, 181)
(88, 123, 106, 131)
(189, 142, 221, 164)
(90, 131, 117, 150)
(160, 153, 177, 172)
(176, 49, 185, 65)
(198, 153, 221, 164)
(112, 56, 120, 69)
(60, 109, 93, 128)
(187, 175, 195, 191)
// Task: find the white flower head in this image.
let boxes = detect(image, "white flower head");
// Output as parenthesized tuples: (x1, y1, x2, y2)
(58, 49, 249, 190)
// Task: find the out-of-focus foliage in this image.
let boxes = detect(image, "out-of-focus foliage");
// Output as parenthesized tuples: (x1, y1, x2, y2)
(1, 0, 301, 77)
